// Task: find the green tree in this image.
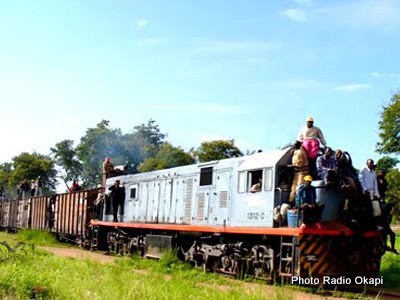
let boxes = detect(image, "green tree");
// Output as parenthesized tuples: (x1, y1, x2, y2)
(74, 119, 167, 188)
(193, 140, 243, 162)
(376, 156, 399, 172)
(377, 93, 400, 155)
(0, 163, 13, 195)
(138, 143, 195, 172)
(376, 94, 400, 219)
(133, 120, 166, 157)
(9, 152, 57, 195)
(50, 140, 83, 186)
(76, 120, 123, 188)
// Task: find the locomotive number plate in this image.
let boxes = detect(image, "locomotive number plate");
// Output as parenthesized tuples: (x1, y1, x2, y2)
(247, 212, 265, 220)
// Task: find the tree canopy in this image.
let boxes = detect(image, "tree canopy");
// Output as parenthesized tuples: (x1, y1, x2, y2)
(0, 152, 57, 197)
(376, 93, 400, 218)
(51, 140, 83, 186)
(193, 140, 243, 162)
(376, 93, 400, 155)
(138, 143, 195, 172)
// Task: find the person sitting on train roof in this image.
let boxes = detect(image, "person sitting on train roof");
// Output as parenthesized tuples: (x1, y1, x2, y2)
(296, 175, 323, 229)
(289, 141, 309, 203)
(68, 179, 82, 192)
(316, 147, 338, 188)
(334, 149, 358, 191)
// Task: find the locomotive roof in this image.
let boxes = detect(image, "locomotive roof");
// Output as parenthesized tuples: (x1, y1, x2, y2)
(237, 147, 292, 171)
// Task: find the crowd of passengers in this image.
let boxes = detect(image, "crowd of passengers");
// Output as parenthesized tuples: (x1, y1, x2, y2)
(269, 116, 397, 254)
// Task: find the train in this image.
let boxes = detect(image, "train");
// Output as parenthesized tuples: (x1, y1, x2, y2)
(0, 146, 385, 283)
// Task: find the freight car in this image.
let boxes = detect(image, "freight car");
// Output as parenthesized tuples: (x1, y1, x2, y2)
(0, 147, 385, 282)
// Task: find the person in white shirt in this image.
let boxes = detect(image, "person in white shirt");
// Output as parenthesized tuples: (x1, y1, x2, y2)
(297, 117, 327, 177)
(358, 159, 380, 199)
(297, 117, 327, 148)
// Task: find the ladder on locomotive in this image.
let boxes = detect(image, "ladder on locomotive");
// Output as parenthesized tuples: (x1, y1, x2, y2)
(279, 235, 298, 277)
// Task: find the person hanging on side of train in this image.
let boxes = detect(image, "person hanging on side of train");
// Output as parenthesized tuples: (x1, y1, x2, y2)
(296, 175, 323, 229)
(68, 179, 82, 192)
(381, 203, 398, 254)
(102, 157, 114, 186)
(316, 147, 338, 188)
(297, 116, 327, 177)
(109, 180, 125, 222)
(94, 186, 107, 221)
(289, 140, 309, 203)
(377, 169, 388, 201)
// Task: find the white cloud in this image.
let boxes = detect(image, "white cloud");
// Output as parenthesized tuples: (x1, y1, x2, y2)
(321, 0, 400, 30)
(281, 9, 307, 22)
(136, 19, 149, 28)
(334, 84, 372, 92)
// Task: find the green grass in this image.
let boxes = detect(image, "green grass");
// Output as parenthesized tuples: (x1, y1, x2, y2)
(380, 229, 400, 288)
(0, 231, 297, 300)
(1, 229, 397, 299)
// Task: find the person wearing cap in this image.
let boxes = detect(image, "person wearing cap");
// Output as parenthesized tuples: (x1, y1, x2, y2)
(295, 175, 323, 229)
(297, 117, 327, 178)
(297, 117, 327, 148)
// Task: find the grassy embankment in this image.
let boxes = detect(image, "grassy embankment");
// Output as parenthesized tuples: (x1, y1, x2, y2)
(0, 230, 295, 300)
(1, 229, 399, 299)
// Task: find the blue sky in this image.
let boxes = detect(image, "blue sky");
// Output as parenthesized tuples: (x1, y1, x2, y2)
(1, 0, 399, 170)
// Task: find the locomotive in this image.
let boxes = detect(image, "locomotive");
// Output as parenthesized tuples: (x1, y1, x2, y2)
(0, 147, 384, 282)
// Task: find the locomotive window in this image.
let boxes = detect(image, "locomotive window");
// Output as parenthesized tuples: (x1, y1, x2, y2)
(200, 167, 213, 186)
(264, 169, 273, 191)
(130, 185, 138, 200)
(248, 170, 263, 192)
(238, 172, 246, 193)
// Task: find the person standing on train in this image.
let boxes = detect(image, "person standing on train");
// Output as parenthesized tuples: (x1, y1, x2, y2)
(289, 141, 309, 203)
(296, 175, 323, 229)
(109, 180, 125, 222)
(297, 117, 327, 177)
(359, 159, 380, 200)
(102, 157, 114, 186)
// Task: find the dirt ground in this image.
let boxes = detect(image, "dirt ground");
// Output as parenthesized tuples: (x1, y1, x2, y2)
(39, 246, 115, 264)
